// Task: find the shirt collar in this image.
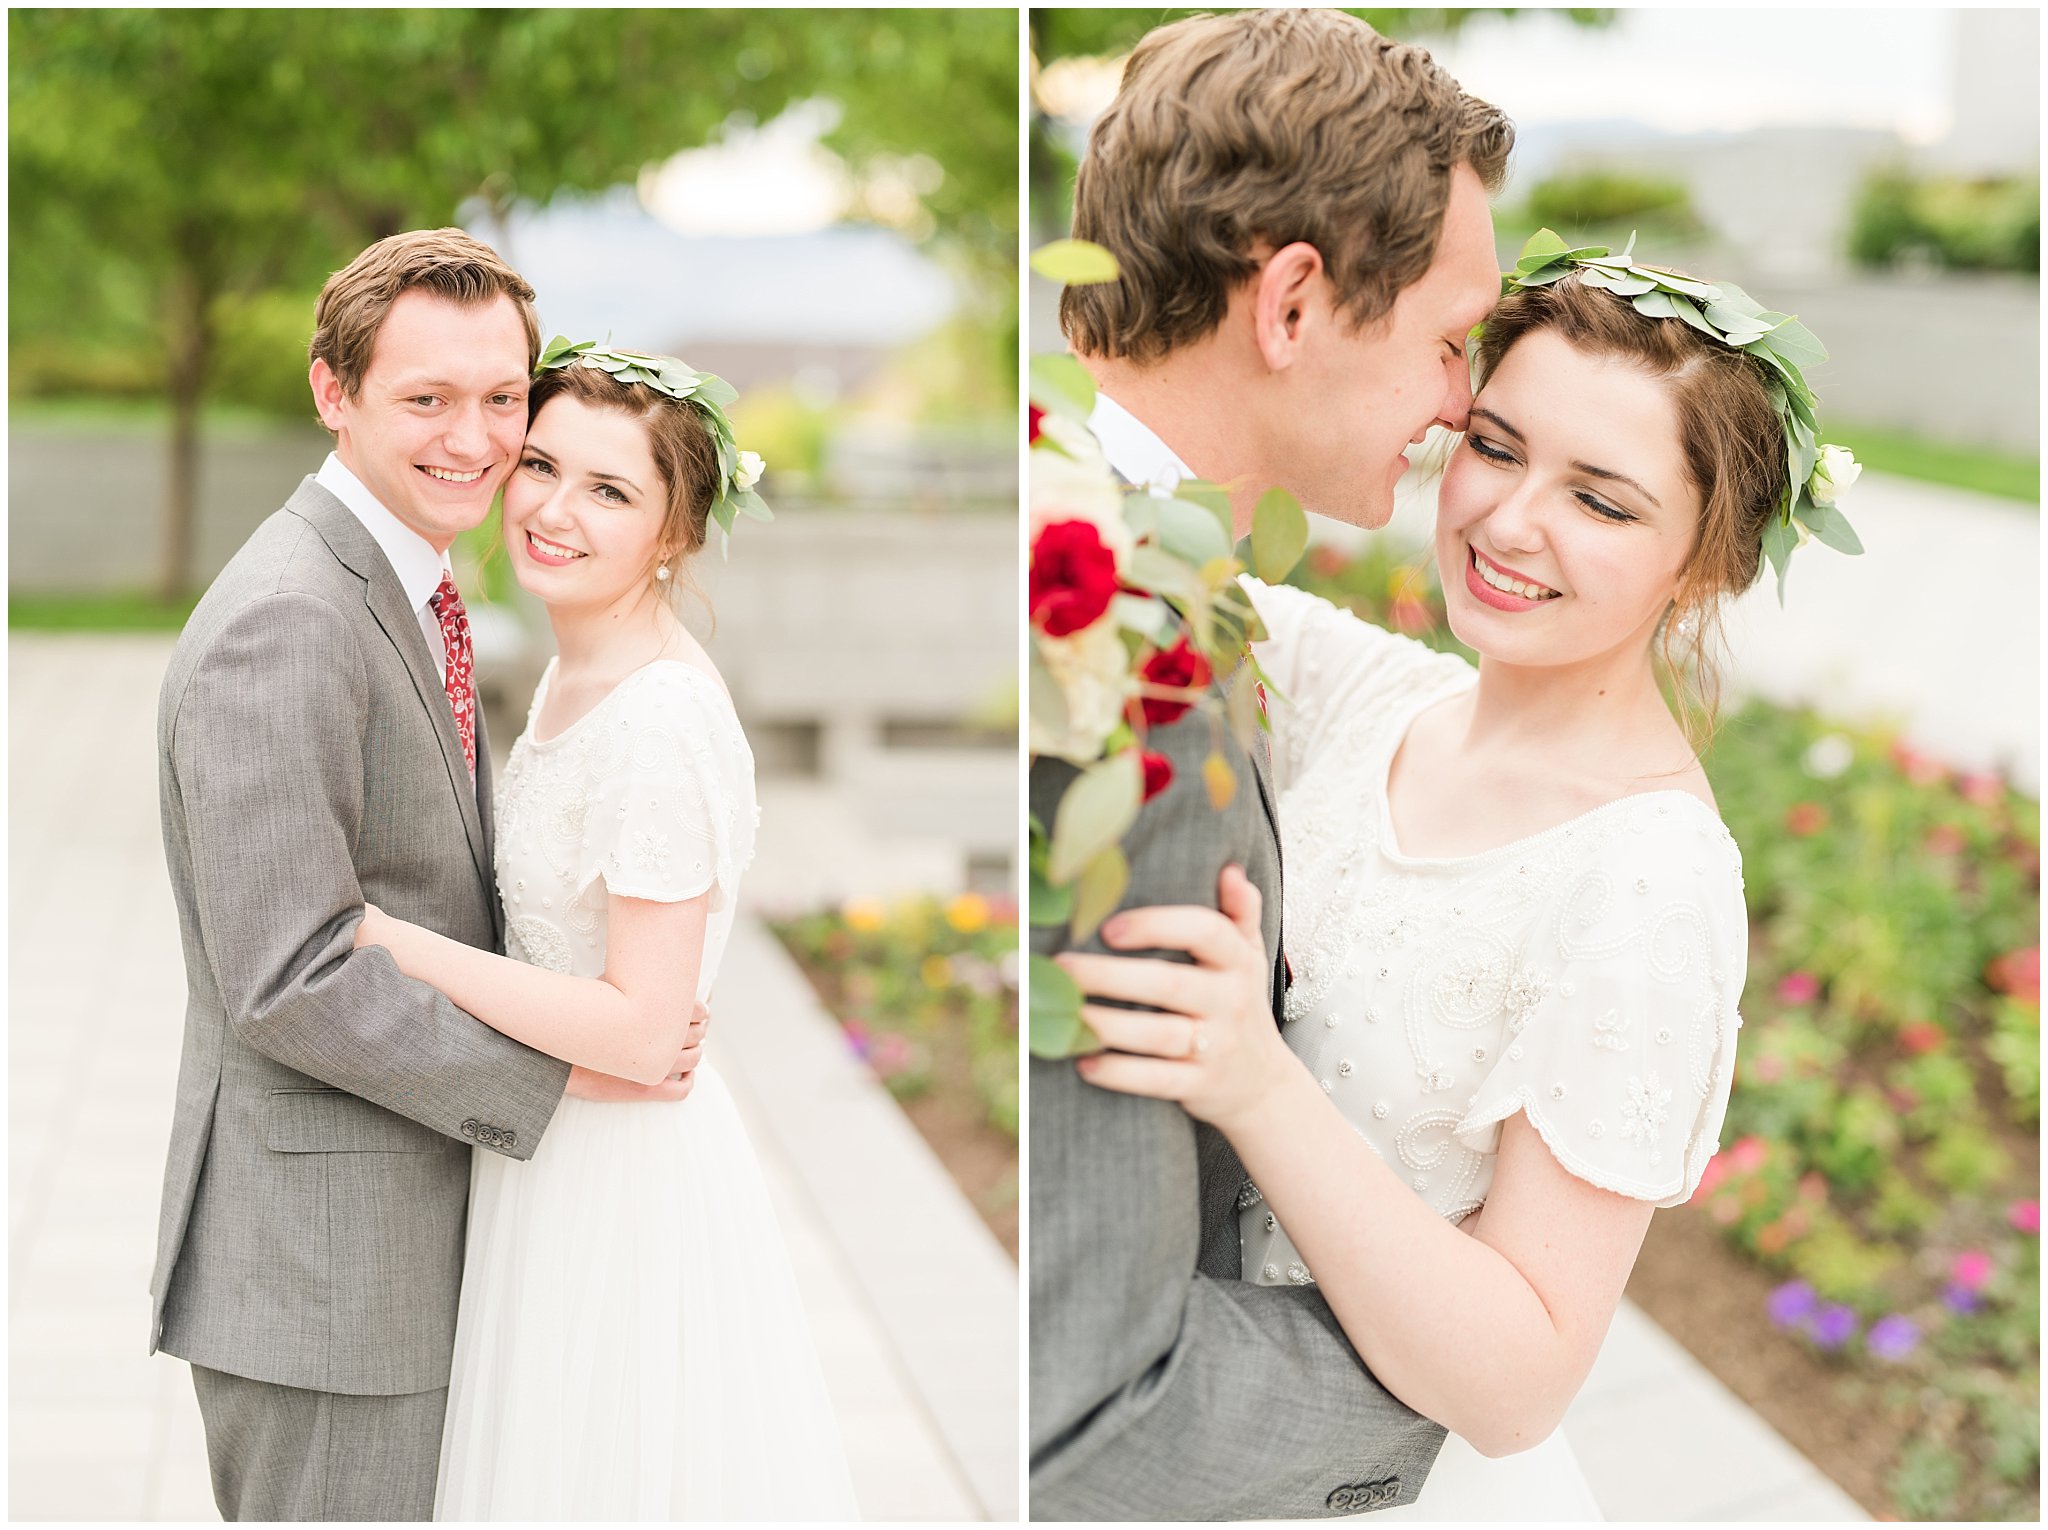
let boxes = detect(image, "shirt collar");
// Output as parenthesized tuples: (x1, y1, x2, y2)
(1087, 392, 1194, 494)
(316, 452, 453, 613)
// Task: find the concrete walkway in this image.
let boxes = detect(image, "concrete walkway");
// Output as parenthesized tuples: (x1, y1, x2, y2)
(6, 634, 1016, 1521)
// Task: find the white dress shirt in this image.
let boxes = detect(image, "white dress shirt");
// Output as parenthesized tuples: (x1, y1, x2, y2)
(1087, 392, 1194, 494)
(315, 453, 454, 681)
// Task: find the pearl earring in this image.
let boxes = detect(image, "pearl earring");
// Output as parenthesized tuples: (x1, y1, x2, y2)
(655, 564, 671, 583)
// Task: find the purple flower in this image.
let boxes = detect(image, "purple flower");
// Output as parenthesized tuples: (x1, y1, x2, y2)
(1942, 1283, 1982, 1315)
(1767, 1280, 1818, 1330)
(1866, 1314, 1920, 1361)
(1811, 1304, 1859, 1349)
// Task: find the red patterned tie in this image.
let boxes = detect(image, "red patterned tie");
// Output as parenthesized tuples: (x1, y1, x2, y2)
(429, 573, 476, 783)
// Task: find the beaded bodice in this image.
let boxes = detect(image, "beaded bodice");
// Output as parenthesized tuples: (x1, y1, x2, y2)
(1235, 581, 1746, 1290)
(495, 659, 756, 995)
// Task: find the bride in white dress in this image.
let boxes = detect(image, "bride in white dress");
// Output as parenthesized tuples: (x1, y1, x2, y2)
(1056, 265, 1844, 1516)
(355, 352, 857, 1519)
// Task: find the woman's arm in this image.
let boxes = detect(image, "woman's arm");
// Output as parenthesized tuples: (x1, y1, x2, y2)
(1059, 869, 1654, 1456)
(357, 893, 708, 1087)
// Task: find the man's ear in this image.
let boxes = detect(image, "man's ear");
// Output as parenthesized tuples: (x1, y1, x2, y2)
(1250, 241, 1327, 373)
(309, 358, 349, 431)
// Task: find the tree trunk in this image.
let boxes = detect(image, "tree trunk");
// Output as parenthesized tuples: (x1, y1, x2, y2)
(161, 268, 211, 603)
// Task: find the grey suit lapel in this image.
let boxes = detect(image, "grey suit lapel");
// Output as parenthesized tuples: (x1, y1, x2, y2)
(285, 479, 493, 902)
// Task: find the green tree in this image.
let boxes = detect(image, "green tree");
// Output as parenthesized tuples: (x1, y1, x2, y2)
(11, 8, 1015, 598)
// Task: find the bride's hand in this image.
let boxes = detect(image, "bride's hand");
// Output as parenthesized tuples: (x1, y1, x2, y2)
(1058, 867, 1297, 1132)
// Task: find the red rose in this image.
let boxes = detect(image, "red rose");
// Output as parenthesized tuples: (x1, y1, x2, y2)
(1028, 403, 1045, 444)
(1138, 637, 1212, 726)
(1899, 1020, 1946, 1055)
(1141, 750, 1174, 802)
(1030, 520, 1120, 637)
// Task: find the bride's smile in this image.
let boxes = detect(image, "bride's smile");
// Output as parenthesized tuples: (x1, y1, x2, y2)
(503, 396, 667, 613)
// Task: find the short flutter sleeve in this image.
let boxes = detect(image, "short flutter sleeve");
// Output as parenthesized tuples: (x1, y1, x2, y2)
(1243, 577, 1475, 791)
(583, 667, 756, 911)
(1451, 805, 1748, 1206)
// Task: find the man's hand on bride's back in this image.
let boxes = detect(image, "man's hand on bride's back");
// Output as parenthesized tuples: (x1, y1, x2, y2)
(564, 1000, 711, 1102)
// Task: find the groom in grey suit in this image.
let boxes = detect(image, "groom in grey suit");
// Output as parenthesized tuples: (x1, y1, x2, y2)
(152, 229, 703, 1521)
(1030, 12, 1512, 1519)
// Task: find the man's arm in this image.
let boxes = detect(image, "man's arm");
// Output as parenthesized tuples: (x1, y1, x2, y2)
(168, 592, 568, 1154)
(1029, 712, 1444, 1519)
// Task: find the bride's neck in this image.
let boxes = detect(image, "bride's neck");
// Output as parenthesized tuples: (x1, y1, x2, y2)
(1463, 642, 1678, 767)
(547, 589, 679, 678)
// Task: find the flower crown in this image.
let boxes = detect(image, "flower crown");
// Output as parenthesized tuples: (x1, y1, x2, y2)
(1501, 230, 1861, 601)
(535, 337, 770, 545)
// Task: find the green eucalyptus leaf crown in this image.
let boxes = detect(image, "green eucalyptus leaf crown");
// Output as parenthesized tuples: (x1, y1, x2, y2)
(1501, 230, 1862, 602)
(534, 337, 771, 547)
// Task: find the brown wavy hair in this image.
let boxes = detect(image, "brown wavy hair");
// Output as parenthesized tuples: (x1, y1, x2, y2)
(310, 228, 541, 400)
(1060, 9, 1514, 362)
(527, 363, 724, 600)
(1471, 274, 1787, 735)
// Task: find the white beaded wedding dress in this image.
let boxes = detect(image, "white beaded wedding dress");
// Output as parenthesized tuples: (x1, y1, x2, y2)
(434, 659, 858, 1521)
(1236, 580, 1748, 1520)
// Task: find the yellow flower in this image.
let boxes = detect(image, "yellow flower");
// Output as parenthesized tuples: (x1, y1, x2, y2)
(945, 893, 990, 934)
(921, 955, 955, 990)
(842, 898, 886, 934)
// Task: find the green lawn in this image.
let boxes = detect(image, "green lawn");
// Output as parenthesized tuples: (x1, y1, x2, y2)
(10, 590, 200, 631)
(1823, 421, 2039, 505)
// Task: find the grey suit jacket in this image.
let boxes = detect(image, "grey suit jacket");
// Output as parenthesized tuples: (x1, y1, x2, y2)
(1029, 678, 1447, 1519)
(150, 477, 572, 1397)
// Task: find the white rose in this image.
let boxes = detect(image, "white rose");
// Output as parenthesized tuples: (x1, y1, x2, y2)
(733, 450, 765, 492)
(1807, 444, 1861, 507)
(1029, 620, 1129, 763)
(1031, 448, 1132, 565)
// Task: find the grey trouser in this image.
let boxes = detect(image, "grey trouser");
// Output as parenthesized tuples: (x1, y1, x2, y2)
(189, 1364, 447, 1522)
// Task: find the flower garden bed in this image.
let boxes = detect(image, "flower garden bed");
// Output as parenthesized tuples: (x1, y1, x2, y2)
(1290, 545, 2040, 1522)
(772, 894, 1020, 1260)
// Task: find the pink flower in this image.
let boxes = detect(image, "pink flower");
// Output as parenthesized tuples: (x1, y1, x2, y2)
(1784, 802, 1828, 836)
(1690, 1154, 1730, 1204)
(1753, 1053, 1785, 1083)
(1959, 771, 2005, 807)
(2008, 1200, 2040, 1236)
(1892, 741, 1949, 787)
(1986, 946, 2040, 1004)
(1729, 1135, 1768, 1174)
(1898, 1021, 1946, 1056)
(1922, 824, 1967, 857)
(1950, 1249, 1994, 1291)
(1776, 971, 1821, 1006)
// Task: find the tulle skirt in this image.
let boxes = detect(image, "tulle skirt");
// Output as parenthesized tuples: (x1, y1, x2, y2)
(434, 1067, 860, 1521)
(1371, 1427, 1602, 1521)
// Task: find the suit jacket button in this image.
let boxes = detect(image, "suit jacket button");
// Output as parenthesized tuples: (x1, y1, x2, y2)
(500, 1128, 516, 1148)
(460, 1118, 479, 1139)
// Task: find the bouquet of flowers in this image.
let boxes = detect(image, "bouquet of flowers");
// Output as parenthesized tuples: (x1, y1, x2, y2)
(1027, 346, 1307, 1056)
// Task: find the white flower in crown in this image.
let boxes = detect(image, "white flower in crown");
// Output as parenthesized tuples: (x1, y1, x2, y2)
(732, 450, 765, 493)
(1806, 443, 1861, 507)
(1028, 619, 1129, 764)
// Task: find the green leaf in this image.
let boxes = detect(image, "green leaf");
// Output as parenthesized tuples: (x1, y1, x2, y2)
(1153, 495, 1232, 566)
(1029, 863, 1073, 925)
(1665, 294, 1719, 339)
(1028, 643, 1071, 749)
(1225, 663, 1262, 752)
(1028, 954, 1094, 1058)
(733, 489, 773, 522)
(1517, 227, 1570, 263)
(1030, 352, 1097, 419)
(1048, 750, 1142, 883)
(1124, 545, 1208, 602)
(1761, 517, 1796, 605)
(1068, 844, 1130, 946)
(1605, 274, 1658, 296)
(1630, 289, 1678, 320)
(1031, 238, 1121, 286)
(695, 375, 739, 408)
(1755, 318, 1828, 369)
(1176, 480, 1233, 524)
(1799, 500, 1865, 555)
(1249, 486, 1308, 582)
